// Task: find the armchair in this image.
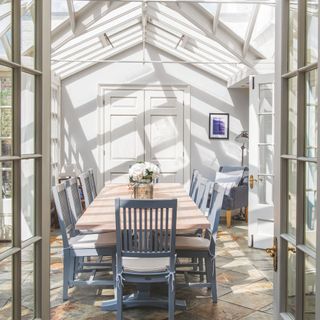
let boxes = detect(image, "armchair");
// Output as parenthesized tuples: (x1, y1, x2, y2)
(218, 166, 249, 228)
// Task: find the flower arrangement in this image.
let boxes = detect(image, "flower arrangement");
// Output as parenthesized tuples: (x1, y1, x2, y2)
(129, 162, 160, 184)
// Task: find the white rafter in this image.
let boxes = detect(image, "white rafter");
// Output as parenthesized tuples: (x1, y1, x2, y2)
(51, 1, 128, 52)
(242, 4, 260, 57)
(212, 3, 222, 34)
(162, 2, 265, 66)
(66, 0, 76, 33)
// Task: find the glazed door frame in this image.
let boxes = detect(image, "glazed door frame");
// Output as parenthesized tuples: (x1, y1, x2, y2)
(274, 0, 319, 319)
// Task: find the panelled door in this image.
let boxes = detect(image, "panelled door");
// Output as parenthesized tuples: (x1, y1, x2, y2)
(145, 90, 184, 182)
(103, 87, 185, 184)
(104, 90, 145, 183)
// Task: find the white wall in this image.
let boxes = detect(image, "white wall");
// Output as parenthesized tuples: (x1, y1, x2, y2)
(60, 44, 249, 189)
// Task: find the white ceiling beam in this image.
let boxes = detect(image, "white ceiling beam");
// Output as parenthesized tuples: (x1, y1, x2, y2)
(242, 4, 260, 57)
(81, 0, 275, 4)
(59, 38, 142, 80)
(163, 2, 265, 65)
(53, 24, 143, 72)
(147, 7, 237, 61)
(51, 1, 127, 52)
(212, 3, 221, 34)
(52, 10, 141, 58)
(147, 26, 236, 77)
(147, 37, 228, 81)
(66, 0, 76, 33)
(142, 1, 148, 62)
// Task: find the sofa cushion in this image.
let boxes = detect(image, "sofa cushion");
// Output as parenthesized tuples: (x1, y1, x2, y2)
(122, 257, 170, 273)
(215, 170, 243, 196)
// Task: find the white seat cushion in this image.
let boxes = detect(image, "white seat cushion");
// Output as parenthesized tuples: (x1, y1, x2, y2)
(69, 232, 116, 249)
(176, 236, 210, 251)
(123, 257, 170, 273)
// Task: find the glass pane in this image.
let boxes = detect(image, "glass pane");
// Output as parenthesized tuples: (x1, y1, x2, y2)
(21, 160, 35, 242)
(304, 255, 316, 319)
(306, 0, 318, 65)
(21, 73, 35, 155)
(0, 1, 12, 60)
(288, 77, 298, 155)
(0, 66, 12, 157)
(0, 256, 12, 320)
(287, 245, 296, 317)
(259, 83, 273, 113)
(287, 160, 297, 237)
(0, 161, 12, 254)
(259, 115, 273, 144)
(305, 162, 317, 250)
(21, 0, 35, 68)
(259, 145, 273, 175)
(51, 0, 69, 30)
(21, 245, 34, 319)
(288, 0, 298, 71)
(258, 175, 273, 205)
(305, 69, 318, 158)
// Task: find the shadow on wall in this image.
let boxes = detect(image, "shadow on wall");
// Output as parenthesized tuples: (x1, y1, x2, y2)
(60, 44, 249, 187)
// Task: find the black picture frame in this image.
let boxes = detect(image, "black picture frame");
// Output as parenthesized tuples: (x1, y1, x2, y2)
(209, 113, 230, 140)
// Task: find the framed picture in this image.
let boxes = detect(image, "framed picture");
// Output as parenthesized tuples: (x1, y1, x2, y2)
(209, 113, 229, 139)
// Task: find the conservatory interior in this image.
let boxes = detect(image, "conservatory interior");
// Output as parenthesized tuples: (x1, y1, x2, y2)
(0, 0, 319, 319)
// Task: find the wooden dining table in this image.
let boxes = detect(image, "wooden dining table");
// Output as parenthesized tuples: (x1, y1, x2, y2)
(75, 182, 210, 311)
(76, 183, 210, 233)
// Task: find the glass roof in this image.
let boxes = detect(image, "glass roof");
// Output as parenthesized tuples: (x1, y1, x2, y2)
(50, 0, 275, 81)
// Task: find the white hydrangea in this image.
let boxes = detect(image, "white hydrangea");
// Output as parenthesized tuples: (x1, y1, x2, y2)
(129, 162, 160, 183)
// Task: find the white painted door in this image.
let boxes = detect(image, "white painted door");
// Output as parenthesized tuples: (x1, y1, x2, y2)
(248, 74, 275, 249)
(103, 88, 185, 184)
(145, 90, 184, 182)
(104, 90, 145, 183)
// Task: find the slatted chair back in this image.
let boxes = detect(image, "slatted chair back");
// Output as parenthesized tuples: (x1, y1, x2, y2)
(207, 183, 226, 235)
(79, 171, 94, 209)
(88, 168, 97, 199)
(115, 199, 177, 269)
(195, 176, 209, 207)
(199, 180, 214, 214)
(52, 183, 75, 248)
(189, 169, 200, 201)
(65, 177, 83, 224)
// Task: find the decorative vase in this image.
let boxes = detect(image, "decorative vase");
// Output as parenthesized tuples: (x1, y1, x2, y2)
(133, 183, 153, 199)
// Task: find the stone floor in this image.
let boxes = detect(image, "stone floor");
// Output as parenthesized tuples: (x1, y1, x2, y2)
(50, 221, 274, 320)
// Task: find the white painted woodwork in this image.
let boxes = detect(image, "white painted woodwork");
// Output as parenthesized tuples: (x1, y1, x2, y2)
(248, 74, 274, 249)
(104, 90, 145, 183)
(103, 87, 185, 185)
(145, 90, 184, 182)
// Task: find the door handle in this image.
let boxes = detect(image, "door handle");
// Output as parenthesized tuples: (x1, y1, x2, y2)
(266, 237, 278, 272)
(249, 175, 258, 189)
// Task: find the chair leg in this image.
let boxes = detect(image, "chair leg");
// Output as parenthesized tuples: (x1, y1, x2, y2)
(116, 276, 123, 320)
(205, 257, 217, 303)
(226, 210, 232, 228)
(199, 258, 204, 282)
(63, 250, 71, 301)
(168, 275, 175, 320)
(245, 207, 248, 223)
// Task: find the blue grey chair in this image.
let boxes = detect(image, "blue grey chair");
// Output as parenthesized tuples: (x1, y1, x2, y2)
(52, 183, 116, 301)
(88, 168, 97, 199)
(65, 177, 83, 225)
(79, 171, 94, 209)
(175, 183, 225, 302)
(114, 198, 177, 320)
(189, 169, 200, 201)
(218, 166, 249, 227)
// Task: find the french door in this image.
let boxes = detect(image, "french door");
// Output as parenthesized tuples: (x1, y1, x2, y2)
(248, 74, 275, 249)
(100, 86, 190, 187)
(274, 0, 319, 319)
(0, 1, 51, 319)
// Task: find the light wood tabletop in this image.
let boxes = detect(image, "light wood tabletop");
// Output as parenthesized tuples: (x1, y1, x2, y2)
(76, 183, 210, 232)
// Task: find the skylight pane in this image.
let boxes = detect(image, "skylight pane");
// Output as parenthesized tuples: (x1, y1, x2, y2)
(220, 4, 252, 39)
(73, 1, 90, 12)
(199, 3, 219, 16)
(51, 0, 69, 30)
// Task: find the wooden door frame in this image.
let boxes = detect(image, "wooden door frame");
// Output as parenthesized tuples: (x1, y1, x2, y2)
(97, 84, 191, 190)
